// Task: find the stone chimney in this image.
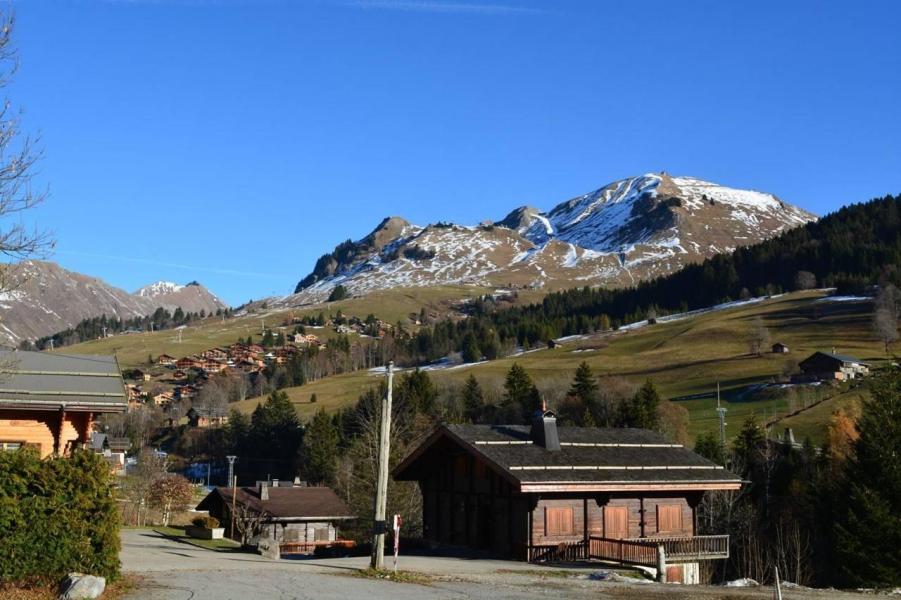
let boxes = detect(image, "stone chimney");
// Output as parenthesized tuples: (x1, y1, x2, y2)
(259, 481, 269, 501)
(530, 401, 560, 451)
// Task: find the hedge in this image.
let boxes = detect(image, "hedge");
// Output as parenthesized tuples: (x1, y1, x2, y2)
(0, 448, 120, 584)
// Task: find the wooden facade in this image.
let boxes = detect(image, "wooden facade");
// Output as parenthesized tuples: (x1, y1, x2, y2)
(396, 417, 740, 581)
(0, 351, 127, 458)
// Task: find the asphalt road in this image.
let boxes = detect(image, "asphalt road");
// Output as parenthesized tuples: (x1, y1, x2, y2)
(120, 529, 869, 600)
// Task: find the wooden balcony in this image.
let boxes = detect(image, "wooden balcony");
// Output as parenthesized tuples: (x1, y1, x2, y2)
(588, 535, 729, 566)
(523, 535, 729, 565)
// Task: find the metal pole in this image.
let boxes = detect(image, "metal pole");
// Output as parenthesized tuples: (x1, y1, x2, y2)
(230, 475, 238, 541)
(370, 361, 394, 570)
(226, 455, 237, 488)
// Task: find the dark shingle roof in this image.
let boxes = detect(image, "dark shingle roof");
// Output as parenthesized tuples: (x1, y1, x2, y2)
(396, 424, 741, 490)
(0, 350, 127, 411)
(198, 486, 356, 520)
(821, 352, 868, 365)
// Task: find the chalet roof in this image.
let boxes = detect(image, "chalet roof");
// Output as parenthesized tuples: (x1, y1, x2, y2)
(0, 350, 127, 412)
(801, 351, 869, 366)
(394, 424, 741, 492)
(197, 486, 356, 521)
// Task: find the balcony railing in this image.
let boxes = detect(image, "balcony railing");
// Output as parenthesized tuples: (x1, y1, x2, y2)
(587, 535, 729, 566)
(279, 539, 356, 556)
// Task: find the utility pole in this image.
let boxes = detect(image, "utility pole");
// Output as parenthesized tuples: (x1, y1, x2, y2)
(226, 455, 237, 488)
(230, 475, 238, 541)
(370, 361, 394, 570)
(716, 381, 727, 450)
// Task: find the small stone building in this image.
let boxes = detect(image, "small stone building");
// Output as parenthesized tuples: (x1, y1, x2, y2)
(196, 483, 355, 546)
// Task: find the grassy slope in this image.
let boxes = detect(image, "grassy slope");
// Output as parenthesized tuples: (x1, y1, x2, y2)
(55, 285, 490, 369)
(234, 291, 882, 443)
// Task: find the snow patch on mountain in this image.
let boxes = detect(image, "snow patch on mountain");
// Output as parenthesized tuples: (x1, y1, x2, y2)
(136, 281, 185, 297)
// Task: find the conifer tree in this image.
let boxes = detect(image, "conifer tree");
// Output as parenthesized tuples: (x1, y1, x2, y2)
(503, 363, 541, 420)
(568, 361, 599, 424)
(835, 371, 901, 587)
(300, 408, 340, 485)
(616, 379, 661, 431)
(462, 374, 484, 423)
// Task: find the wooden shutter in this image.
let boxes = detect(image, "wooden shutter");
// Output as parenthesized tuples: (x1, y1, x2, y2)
(603, 506, 629, 539)
(544, 507, 574, 536)
(656, 504, 683, 534)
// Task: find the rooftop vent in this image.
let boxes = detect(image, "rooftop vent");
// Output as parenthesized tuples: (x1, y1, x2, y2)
(531, 402, 560, 451)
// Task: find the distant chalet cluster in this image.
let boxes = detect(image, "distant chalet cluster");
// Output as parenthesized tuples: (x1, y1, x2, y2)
(124, 314, 397, 421)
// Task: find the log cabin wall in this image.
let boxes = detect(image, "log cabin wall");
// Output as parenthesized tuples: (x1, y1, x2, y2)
(530, 495, 696, 545)
(0, 409, 93, 458)
(418, 447, 526, 557)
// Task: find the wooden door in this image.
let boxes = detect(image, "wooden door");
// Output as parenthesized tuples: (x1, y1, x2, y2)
(603, 506, 629, 539)
(666, 565, 684, 583)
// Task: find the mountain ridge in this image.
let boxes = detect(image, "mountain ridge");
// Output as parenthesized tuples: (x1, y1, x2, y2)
(0, 260, 227, 343)
(287, 173, 815, 305)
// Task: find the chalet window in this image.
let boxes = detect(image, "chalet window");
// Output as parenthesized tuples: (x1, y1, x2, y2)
(0, 441, 22, 452)
(656, 504, 684, 534)
(544, 506, 574, 536)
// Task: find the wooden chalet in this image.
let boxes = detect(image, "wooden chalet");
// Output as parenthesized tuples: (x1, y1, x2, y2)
(157, 354, 177, 367)
(394, 411, 741, 583)
(196, 482, 356, 553)
(0, 350, 128, 457)
(798, 351, 870, 381)
(175, 356, 203, 370)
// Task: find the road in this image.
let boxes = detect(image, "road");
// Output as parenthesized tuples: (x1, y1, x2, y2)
(120, 529, 869, 600)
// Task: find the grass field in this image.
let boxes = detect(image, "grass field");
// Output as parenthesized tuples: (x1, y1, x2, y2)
(61, 286, 884, 445)
(56, 285, 490, 369)
(233, 291, 884, 444)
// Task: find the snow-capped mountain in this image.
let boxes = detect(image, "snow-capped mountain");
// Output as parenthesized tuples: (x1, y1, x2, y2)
(285, 173, 816, 305)
(0, 261, 227, 343)
(136, 281, 185, 297)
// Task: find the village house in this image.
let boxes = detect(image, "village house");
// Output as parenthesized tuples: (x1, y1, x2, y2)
(196, 482, 356, 553)
(798, 351, 870, 381)
(394, 411, 741, 583)
(157, 354, 177, 367)
(0, 350, 128, 458)
(174, 385, 198, 401)
(201, 359, 228, 374)
(186, 406, 229, 428)
(202, 348, 228, 361)
(153, 390, 174, 408)
(176, 356, 204, 370)
(771, 342, 789, 354)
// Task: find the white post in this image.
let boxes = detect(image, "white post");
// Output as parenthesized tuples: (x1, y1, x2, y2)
(370, 362, 394, 570)
(774, 566, 783, 600)
(656, 544, 667, 583)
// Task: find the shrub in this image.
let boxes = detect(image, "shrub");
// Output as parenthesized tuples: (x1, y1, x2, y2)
(0, 448, 120, 584)
(191, 516, 220, 529)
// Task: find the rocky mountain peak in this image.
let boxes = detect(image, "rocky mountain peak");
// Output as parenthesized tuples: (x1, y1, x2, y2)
(286, 173, 816, 305)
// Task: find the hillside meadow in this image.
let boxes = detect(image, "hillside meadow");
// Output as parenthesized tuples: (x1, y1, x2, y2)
(227, 290, 884, 443)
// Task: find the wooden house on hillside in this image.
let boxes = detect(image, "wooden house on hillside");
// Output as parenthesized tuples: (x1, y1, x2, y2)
(771, 342, 789, 354)
(0, 350, 127, 457)
(157, 354, 177, 367)
(798, 351, 869, 381)
(394, 411, 741, 583)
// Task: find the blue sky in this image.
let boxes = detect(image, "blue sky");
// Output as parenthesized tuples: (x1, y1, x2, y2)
(8, 0, 901, 305)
